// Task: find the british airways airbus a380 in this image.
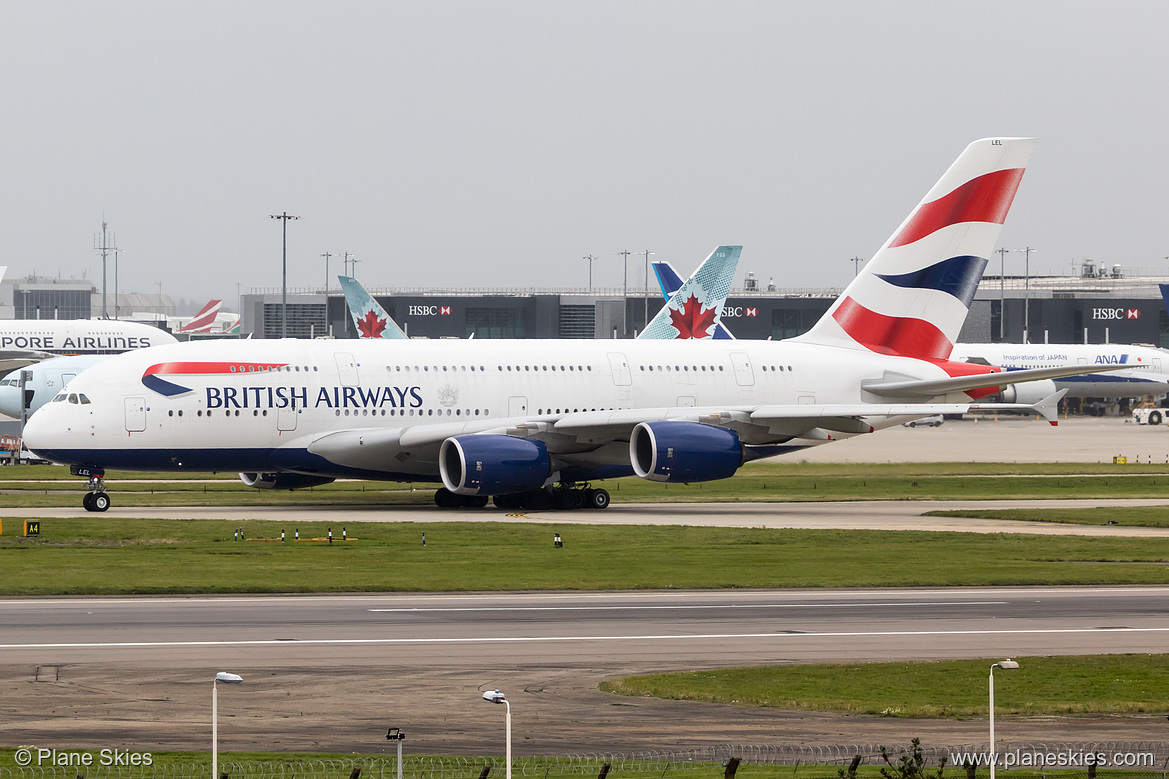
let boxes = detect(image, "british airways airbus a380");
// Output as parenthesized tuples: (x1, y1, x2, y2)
(25, 138, 1123, 512)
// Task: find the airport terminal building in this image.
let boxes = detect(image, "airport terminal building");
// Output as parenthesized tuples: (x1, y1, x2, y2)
(240, 261, 1169, 347)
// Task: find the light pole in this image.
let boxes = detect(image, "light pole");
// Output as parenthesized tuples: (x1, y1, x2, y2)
(1015, 247, 1036, 343)
(322, 252, 333, 294)
(639, 250, 655, 332)
(270, 212, 301, 338)
(851, 256, 864, 277)
(617, 250, 631, 337)
(583, 255, 596, 292)
(212, 672, 243, 779)
(988, 659, 1018, 779)
(385, 728, 405, 779)
(482, 690, 511, 779)
(996, 247, 1009, 341)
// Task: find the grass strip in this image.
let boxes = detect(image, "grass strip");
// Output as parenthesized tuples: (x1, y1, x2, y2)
(601, 654, 1169, 718)
(1, 521, 1169, 595)
(926, 507, 1169, 528)
(3, 461, 1169, 507)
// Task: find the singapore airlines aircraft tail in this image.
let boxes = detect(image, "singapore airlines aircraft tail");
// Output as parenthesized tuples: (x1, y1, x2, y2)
(178, 300, 224, 334)
(795, 138, 1034, 360)
(638, 245, 740, 340)
(338, 276, 408, 339)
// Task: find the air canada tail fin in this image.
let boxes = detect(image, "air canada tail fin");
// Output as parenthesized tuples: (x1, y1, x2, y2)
(178, 300, 223, 333)
(638, 245, 741, 340)
(338, 275, 408, 339)
(795, 137, 1035, 360)
(651, 260, 736, 340)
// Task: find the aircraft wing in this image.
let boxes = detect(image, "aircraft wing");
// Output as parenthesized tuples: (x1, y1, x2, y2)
(0, 351, 55, 374)
(863, 363, 1138, 398)
(288, 392, 1066, 475)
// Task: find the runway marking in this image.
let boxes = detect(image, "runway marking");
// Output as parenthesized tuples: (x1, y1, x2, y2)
(366, 601, 1009, 612)
(4, 626, 1169, 650)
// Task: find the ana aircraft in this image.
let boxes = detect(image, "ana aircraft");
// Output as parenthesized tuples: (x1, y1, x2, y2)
(0, 318, 177, 374)
(27, 137, 1126, 513)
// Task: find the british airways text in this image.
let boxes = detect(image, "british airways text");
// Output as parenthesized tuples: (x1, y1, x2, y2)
(205, 385, 424, 410)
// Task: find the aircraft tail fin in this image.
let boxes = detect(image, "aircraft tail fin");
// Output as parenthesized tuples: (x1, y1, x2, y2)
(651, 260, 736, 340)
(638, 246, 741, 340)
(338, 276, 408, 339)
(795, 137, 1035, 360)
(178, 300, 223, 333)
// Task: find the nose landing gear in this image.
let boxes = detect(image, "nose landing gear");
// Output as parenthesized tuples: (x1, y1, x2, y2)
(72, 466, 110, 512)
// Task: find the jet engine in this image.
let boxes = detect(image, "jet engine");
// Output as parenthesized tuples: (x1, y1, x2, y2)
(630, 421, 743, 483)
(239, 472, 336, 490)
(439, 434, 551, 496)
(998, 379, 1058, 404)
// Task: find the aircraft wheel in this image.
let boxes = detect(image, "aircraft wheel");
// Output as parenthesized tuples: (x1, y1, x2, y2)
(82, 492, 95, 512)
(91, 493, 111, 512)
(584, 488, 610, 510)
(493, 493, 522, 510)
(470, 495, 489, 508)
(434, 488, 455, 508)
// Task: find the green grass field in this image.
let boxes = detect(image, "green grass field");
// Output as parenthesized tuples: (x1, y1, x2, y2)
(2, 519, 1169, 595)
(601, 654, 1169, 718)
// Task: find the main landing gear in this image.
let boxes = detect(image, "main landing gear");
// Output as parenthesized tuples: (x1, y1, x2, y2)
(433, 484, 610, 511)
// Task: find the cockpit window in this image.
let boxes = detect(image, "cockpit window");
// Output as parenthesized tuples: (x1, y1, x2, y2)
(79, 394, 92, 405)
(52, 394, 67, 403)
(68, 394, 79, 404)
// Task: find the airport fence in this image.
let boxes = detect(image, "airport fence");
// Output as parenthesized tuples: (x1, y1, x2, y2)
(5, 743, 1169, 779)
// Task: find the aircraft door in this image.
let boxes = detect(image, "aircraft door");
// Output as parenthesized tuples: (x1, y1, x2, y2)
(607, 352, 631, 386)
(125, 397, 147, 432)
(277, 401, 298, 432)
(1155, 358, 1163, 373)
(676, 396, 695, 407)
(730, 352, 755, 386)
(508, 396, 528, 416)
(335, 352, 359, 386)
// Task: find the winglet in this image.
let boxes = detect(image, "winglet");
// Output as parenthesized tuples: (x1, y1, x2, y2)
(338, 276, 408, 339)
(639, 246, 741, 340)
(1032, 389, 1068, 426)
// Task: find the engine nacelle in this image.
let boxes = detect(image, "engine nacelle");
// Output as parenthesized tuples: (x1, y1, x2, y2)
(630, 421, 743, 483)
(239, 472, 336, 490)
(439, 434, 551, 496)
(999, 379, 1058, 405)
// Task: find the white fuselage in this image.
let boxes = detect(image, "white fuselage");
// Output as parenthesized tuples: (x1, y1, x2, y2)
(23, 337, 956, 480)
(952, 343, 1169, 398)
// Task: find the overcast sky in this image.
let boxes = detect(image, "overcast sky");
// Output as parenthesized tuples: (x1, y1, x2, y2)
(3, 1, 1167, 308)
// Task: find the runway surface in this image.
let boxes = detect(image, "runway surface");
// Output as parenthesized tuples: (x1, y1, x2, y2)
(3, 587, 1169, 754)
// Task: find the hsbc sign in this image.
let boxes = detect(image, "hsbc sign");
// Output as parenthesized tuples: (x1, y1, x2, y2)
(1092, 308, 1140, 320)
(720, 306, 759, 318)
(407, 305, 453, 316)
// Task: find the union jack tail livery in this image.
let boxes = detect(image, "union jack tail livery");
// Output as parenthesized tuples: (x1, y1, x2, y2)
(796, 137, 1035, 360)
(638, 245, 741, 340)
(338, 275, 408, 340)
(178, 300, 223, 334)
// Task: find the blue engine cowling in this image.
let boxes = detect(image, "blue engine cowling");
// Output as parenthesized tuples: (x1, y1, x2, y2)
(239, 472, 336, 490)
(439, 435, 552, 496)
(630, 421, 743, 483)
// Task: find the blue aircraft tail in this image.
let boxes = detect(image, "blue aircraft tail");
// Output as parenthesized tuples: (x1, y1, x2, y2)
(649, 260, 736, 340)
(338, 276, 408, 339)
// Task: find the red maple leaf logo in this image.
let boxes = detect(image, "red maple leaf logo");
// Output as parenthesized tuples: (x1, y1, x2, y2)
(357, 310, 387, 338)
(668, 294, 717, 339)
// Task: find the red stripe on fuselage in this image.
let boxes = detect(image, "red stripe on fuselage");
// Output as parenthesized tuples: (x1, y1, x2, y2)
(142, 361, 287, 377)
(889, 168, 1025, 248)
